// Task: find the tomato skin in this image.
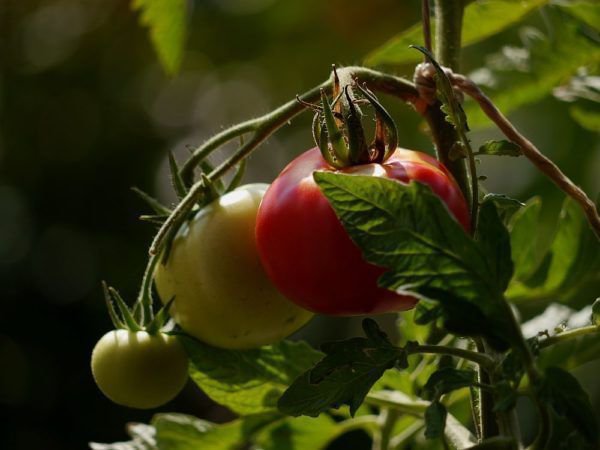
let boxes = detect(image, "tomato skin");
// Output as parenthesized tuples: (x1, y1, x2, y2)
(255, 147, 470, 316)
(154, 184, 313, 349)
(91, 330, 188, 409)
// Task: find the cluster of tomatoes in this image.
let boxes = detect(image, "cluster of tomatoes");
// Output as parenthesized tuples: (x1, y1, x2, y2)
(91, 83, 470, 409)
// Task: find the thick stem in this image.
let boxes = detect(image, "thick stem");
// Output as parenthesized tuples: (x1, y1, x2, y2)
(426, 0, 473, 225)
(434, 0, 465, 71)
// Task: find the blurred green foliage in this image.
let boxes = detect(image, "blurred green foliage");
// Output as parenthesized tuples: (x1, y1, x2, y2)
(0, 1, 598, 449)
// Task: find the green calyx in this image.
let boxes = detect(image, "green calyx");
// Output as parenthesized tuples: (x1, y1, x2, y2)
(305, 66, 399, 168)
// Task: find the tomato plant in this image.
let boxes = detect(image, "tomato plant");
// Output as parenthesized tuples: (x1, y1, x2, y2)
(255, 147, 470, 315)
(90, 1, 600, 449)
(154, 184, 314, 349)
(91, 330, 188, 409)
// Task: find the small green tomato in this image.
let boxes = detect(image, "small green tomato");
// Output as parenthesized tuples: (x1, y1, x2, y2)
(154, 183, 313, 349)
(91, 330, 188, 409)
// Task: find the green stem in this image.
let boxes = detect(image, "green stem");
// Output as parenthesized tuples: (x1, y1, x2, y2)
(426, 0, 473, 226)
(133, 252, 160, 325)
(411, 343, 495, 370)
(475, 338, 500, 440)
(179, 67, 418, 184)
(150, 68, 417, 257)
(434, 0, 465, 71)
(372, 408, 400, 450)
(538, 325, 599, 349)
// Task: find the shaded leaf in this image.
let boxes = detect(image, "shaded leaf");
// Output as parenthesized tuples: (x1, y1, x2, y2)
(278, 319, 406, 417)
(424, 401, 447, 439)
(476, 198, 514, 292)
(423, 368, 477, 400)
(509, 197, 544, 281)
(153, 413, 278, 450)
(181, 336, 322, 415)
(132, 0, 188, 74)
(256, 414, 340, 450)
(538, 367, 598, 443)
(314, 172, 516, 349)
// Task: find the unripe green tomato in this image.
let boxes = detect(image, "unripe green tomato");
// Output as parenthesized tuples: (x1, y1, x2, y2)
(154, 184, 313, 349)
(91, 330, 188, 409)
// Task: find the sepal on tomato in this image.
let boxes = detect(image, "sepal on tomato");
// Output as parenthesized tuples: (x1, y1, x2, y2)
(309, 67, 400, 168)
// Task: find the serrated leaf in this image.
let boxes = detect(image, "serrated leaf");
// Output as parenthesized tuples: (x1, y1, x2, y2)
(538, 367, 598, 443)
(153, 413, 278, 450)
(278, 319, 406, 417)
(181, 336, 322, 415)
(365, 0, 547, 66)
(423, 368, 477, 400)
(477, 140, 522, 157)
(132, 0, 188, 75)
(314, 172, 515, 349)
(466, 8, 600, 126)
(255, 414, 340, 450)
(424, 401, 447, 439)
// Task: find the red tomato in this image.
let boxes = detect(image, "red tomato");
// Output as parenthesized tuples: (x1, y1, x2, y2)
(255, 147, 470, 316)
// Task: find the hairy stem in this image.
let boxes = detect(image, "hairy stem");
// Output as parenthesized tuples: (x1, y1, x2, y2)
(426, 0, 473, 227)
(149, 68, 417, 257)
(453, 74, 600, 240)
(538, 324, 600, 349)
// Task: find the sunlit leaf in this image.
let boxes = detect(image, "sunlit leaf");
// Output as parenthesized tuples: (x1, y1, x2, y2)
(132, 0, 188, 74)
(366, 0, 547, 66)
(466, 8, 600, 126)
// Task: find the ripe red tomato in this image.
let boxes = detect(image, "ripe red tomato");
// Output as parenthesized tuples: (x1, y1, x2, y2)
(255, 147, 470, 316)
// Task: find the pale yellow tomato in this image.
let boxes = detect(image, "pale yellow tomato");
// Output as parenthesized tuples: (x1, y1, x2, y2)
(154, 184, 313, 349)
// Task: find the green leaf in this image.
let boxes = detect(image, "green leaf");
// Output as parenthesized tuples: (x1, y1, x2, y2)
(557, 0, 600, 29)
(365, 0, 547, 66)
(506, 197, 600, 303)
(278, 319, 407, 417)
(476, 198, 514, 293)
(132, 0, 188, 75)
(424, 401, 447, 440)
(509, 197, 544, 281)
(423, 368, 477, 400)
(153, 413, 278, 450)
(181, 336, 323, 415)
(256, 414, 340, 450)
(466, 8, 600, 127)
(314, 172, 515, 349)
(477, 140, 522, 157)
(464, 436, 516, 449)
(538, 367, 598, 443)
(397, 308, 431, 346)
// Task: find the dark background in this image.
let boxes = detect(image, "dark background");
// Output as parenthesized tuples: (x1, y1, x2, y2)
(0, 1, 598, 449)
